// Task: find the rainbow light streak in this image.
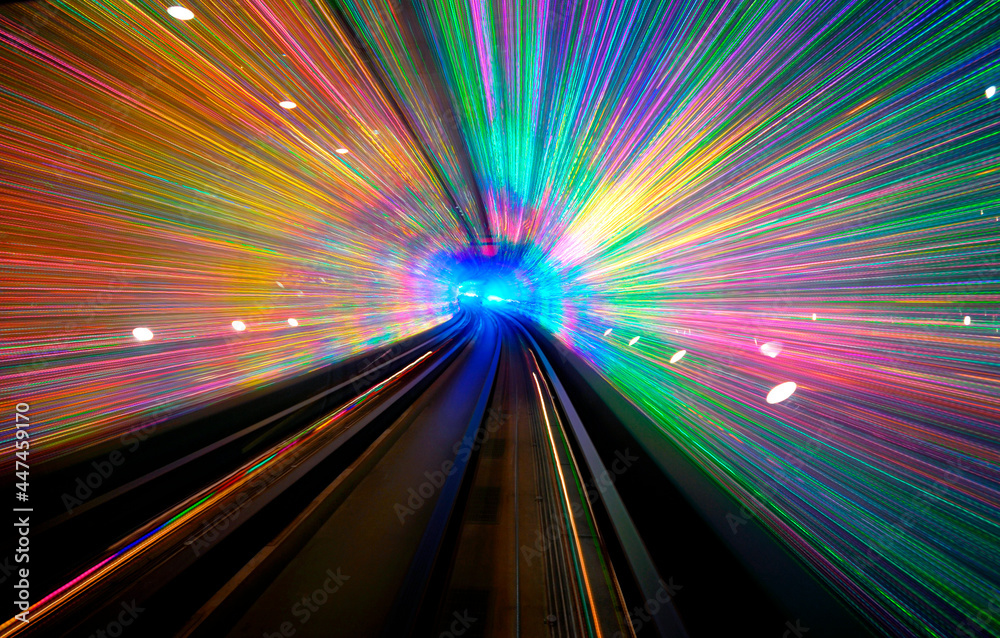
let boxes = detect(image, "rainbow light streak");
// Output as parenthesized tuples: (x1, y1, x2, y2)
(1, 0, 459, 460)
(0, 350, 433, 634)
(2, 1, 999, 636)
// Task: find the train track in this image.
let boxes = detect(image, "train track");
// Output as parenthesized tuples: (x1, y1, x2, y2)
(7, 310, 869, 637)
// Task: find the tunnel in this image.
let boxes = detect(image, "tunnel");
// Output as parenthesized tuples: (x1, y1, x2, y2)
(1, 1, 999, 637)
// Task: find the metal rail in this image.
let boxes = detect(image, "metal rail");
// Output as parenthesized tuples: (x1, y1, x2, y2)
(513, 317, 689, 638)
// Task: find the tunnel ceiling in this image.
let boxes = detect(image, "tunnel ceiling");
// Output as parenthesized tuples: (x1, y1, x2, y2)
(2, 1, 999, 636)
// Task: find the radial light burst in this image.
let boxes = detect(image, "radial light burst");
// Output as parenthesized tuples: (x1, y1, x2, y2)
(2, 1, 999, 637)
(1, 0, 465, 457)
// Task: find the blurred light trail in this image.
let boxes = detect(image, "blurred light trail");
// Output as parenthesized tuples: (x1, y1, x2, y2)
(2, 1, 999, 636)
(0, 349, 436, 636)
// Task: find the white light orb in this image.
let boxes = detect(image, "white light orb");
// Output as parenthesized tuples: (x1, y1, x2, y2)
(767, 381, 797, 404)
(167, 6, 194, 20)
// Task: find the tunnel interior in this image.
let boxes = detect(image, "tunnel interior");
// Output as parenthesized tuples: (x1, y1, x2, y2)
(2, 1, 1000, 637)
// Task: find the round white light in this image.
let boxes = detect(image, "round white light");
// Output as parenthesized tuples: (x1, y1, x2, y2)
(287, 318, 299, 327)
(279, 101, 297, 109)
(987, 86, 996, 99)
(132, 327, 154, 342)
(276, 281, 284, 288)
(964, 315, 971, 326)
(812, 313, 817, 321)
(628, 336, 640, 346)
(167, 6, 194, 20)
(232, 320, 246, 332)
(767, 381, 797, 404)
(335, 148, 349, 154)
(760, 341, 783, 358)
(670, 349, 687, 364)
(603, 328, 613, 336)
